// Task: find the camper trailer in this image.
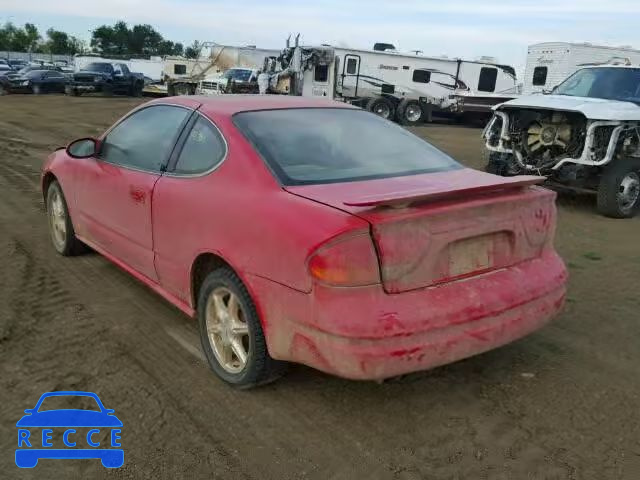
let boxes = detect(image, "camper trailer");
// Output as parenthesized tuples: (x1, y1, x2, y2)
(267, 43, 517, 124)
(522, 42, 640, 94)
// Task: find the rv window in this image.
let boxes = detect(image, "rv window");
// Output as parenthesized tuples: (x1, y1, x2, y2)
(346, 58, 358, 75)
(314, 65, 329, 83)
(174, 64, 187, 75)
(478, 67, 498, 92)
(533, 66, 548, 86)
(412, 70, 431, 83)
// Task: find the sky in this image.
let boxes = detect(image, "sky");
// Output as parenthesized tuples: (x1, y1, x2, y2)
(2, 0, 640, 74)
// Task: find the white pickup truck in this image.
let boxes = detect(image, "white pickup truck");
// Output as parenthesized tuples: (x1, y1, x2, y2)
(483, 65, 640, 218)
(197, 67, 258, 95)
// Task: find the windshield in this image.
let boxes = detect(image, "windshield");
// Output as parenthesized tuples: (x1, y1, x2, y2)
(222, 69, 252, 81)
(554, 67, 640, 102)
(234, 108, 461, 185)
(85, 62, 112, 72)
(37, 395, 101, 412)
(25, 70, 46, 78)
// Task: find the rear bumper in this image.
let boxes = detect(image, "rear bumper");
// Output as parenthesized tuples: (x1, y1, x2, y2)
(247, 251, 567, 380)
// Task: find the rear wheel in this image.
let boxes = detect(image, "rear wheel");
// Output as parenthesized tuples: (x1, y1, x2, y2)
(130, 81, 143, 97)
(396, 99, 425, 126)
(46, 181, 85, 256)
(366, 96, 395, 121)
(597, 159, 640, 218)
(197, 267, 286, 388)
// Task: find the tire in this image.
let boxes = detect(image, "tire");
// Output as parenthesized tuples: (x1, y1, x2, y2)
(32, 84, 41, 95)
(597, 158, 640, 218)
(0, 84, 6, 95)
(366, 96, 395, 120)
(197, 267, 286, 388)
(103, 85, 113, 97)
(396, 99, 425, 126)
(46, 181, 85, 256)
(130, 81, 143, 97)
(65, 85, 80, 96)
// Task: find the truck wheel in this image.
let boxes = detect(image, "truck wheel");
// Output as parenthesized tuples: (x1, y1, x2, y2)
(65, 85, 80, 96)
(597, 159, 640, 218)
(396, 99, 425, 126)
(130, 82, 143, 97)
(197, 267, 287, 388)
(103, 86, 113, 97)
(366, 97, 395, 120)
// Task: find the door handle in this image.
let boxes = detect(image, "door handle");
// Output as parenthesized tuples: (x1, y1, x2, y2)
(129, 188, 146, 204)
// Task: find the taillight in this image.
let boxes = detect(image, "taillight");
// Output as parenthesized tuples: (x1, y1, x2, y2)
(308, 232, 380, 286)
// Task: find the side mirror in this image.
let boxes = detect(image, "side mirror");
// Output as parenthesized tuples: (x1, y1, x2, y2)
(105, 409, 115, 415)
(24, 409, 33, 414)
(67, 137, 99, 158)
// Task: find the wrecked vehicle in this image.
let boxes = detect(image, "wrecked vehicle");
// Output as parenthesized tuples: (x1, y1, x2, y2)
(483, 65, 640, 218)
(196, 67, 259, 95)
(42, 96, 566, 387)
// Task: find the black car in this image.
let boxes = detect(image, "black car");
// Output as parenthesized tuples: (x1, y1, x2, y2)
(8, 59, 28, 70)
(7, 69, 67, 94)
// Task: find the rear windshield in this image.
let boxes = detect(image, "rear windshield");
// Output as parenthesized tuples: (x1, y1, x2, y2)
(233, 108, 460, 185)
(85, 62, 113, 72)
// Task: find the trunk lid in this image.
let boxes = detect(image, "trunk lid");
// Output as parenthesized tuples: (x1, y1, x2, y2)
(286, 169, 556, 293)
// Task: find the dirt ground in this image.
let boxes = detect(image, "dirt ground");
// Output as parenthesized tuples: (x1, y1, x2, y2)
(1, 95, 639, 480)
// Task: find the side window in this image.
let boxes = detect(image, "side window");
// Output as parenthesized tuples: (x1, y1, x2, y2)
(120, 64, 130, 74)
(314, 65, 329, 83)
(478, 67, 498, 92)
(101, 106, 190, 172)
(533, 66, 548, 86)
(113, 64, 123, 75)
(346, 58, 358, 75)
(412, 69, 431, 83)
(174, 64, 187, 75)
(174, 116, 226, 175)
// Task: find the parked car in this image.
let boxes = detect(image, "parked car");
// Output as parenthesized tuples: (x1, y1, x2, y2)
(68, 62, 144, 96)
(7, 65, 62, 80)
(7, 69, 67, 94)
(8, 59, 28, 70)
(483, 65, 640, 218)
(42, 96, 567, 387)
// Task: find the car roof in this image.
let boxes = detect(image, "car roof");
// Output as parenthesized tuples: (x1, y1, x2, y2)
(156, 95, 358, 117)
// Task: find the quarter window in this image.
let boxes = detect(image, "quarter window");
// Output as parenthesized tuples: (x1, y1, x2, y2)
(174, 64, 187, 75)
(412, 70, 431, 83)
(478, 67, 498, 92)
(174, 117, 226, 174)
(533, 66, 548, 86)
(101, 106, 190, 172)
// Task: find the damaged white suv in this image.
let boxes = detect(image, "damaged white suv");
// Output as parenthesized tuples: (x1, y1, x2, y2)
(483, 65, 640, 218)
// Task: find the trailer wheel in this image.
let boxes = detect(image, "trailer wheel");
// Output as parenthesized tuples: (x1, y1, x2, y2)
(396, 100, 425, 126)
(597, 158, 640, 218)
(366, 97, 395, 120)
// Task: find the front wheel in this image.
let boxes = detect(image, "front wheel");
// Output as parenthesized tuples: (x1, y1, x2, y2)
(197, 268, 286, 388)
(597, 159, 640, 218)
(46, 181, 85, 256)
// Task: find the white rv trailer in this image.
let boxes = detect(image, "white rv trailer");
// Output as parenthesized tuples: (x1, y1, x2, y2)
(270, 44, 517, 124)
(522, 42, 640, 94)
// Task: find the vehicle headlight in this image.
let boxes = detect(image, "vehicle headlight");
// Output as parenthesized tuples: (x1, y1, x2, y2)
(21, 81, 29, 86)
(94, 77, 101, 83)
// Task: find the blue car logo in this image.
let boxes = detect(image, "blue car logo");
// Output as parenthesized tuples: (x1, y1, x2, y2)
(16, 391, 123, 468)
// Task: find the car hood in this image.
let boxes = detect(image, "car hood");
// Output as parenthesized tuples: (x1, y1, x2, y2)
(16, 410, 123, 427)
(496, 94, 640, 121)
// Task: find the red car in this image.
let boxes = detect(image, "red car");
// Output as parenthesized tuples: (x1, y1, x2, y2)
(42, 96, 567, 387)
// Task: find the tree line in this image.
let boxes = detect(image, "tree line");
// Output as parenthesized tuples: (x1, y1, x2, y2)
(0, 21, 200, 58)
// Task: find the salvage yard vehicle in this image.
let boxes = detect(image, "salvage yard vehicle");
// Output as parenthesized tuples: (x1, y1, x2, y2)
(67, 62, 145, 97)
(42, 96, 567, 387)
(6, 69, 67, 94)
(483, 65, 640, 218)
(197, 67, 259, 95)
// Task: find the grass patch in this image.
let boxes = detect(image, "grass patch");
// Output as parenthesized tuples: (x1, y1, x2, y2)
(582, 251, 603, 261)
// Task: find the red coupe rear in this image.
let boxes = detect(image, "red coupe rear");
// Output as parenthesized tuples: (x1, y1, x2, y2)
(41, 96, 567, 387)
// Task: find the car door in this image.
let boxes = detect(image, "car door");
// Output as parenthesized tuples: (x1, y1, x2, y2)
(151, 114, 227, 301)
(73, 104, 193, 281)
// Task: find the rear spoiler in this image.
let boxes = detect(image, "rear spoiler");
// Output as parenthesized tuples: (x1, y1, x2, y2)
(343, 176, 544, 208)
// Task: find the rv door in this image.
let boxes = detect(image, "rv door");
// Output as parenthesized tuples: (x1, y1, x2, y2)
(340, 54, 361, 98)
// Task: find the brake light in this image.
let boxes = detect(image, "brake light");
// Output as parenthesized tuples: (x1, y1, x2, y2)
(308, 232, 380, 286)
